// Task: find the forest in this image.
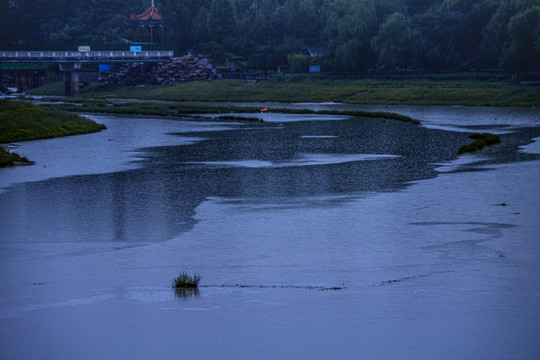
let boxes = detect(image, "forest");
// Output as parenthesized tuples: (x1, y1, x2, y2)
(1, 0, 539, 72)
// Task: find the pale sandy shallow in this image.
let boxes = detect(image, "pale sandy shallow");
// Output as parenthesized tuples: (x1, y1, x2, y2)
(1, 157, 539, 360)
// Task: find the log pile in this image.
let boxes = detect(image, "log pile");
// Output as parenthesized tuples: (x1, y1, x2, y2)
(99, 55, 217, 86)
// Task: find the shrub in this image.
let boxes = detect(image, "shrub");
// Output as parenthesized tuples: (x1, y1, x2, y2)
(172, 272, 201, 289)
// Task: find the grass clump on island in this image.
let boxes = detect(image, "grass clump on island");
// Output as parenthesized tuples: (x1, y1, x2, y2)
(458, 133, 501, 154)
(172, 272, 201, 289)
(0, 100, 106, 144)
(0, 146, 30, 167)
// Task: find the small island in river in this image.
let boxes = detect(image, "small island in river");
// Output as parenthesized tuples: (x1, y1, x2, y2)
(0, 100, 106, 167)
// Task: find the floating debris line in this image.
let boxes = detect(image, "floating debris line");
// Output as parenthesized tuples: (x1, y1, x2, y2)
(200, 284, 344, 291)
(378, 270, 454, 286)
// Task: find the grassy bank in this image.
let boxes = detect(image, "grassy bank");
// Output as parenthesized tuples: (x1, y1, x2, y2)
(28, 73, 540, 107)
(0, 100, 106, 144)
(0, 146, 30, 167)
(0, 100, 106, 166)
(41, 99, 420, 125)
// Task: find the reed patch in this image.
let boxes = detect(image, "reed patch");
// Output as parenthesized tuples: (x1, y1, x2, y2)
(172, 272, 201, 289)
(458, 133, 501, 154)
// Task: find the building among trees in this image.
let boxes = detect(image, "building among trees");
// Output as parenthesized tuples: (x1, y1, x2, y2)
(130, 1, 169, 44)
(0, 0, 539, 73)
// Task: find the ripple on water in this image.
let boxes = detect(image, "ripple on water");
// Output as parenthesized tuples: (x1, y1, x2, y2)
(190, 153, 400, 168)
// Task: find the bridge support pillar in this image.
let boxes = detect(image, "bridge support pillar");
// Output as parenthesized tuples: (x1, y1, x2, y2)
(63, 71, 72, 96)
(71, 70, 80, 96)
(59, 63, 82, 96)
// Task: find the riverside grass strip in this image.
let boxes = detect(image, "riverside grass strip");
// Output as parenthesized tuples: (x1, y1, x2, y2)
(28, 74, 540, 107)
(0, 100, 106, 144)
(350, 86, 540, 107)
(42, 99, 420, 125)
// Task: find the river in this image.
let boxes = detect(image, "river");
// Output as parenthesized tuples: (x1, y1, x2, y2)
(1, 104, 539, 359)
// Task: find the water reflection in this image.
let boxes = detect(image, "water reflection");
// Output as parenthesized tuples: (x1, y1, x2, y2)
(1, 115, 539, 246)
(174, 288, 200, 299)
(112, 172, 127, 241)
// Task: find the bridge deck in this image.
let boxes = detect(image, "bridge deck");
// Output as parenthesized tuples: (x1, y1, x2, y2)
(0, 50, 174, 62)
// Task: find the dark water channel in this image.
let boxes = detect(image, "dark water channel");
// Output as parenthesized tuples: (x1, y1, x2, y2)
(2, 113, 539, 244)
(1, 106, 540, 360)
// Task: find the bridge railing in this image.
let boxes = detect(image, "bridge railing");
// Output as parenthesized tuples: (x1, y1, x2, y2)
(0, 50, 174, 60)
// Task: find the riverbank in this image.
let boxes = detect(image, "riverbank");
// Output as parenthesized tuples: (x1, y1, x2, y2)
(37, 99, 420, 125)
(28, 74, 540, 107)
(0, 100, 106, 167)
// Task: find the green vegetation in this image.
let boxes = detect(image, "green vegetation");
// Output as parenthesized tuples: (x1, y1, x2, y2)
(172, 272, 201, 289)
(29, 73, 540, 107)
(346, 82, 540, 107)
(0, 100, 106, 166)
(0, 146, 30, 167)
(0, 100, 106, 144)
(458, 133, 501, 154)
(39, 99, 265, 117)
(3, 0, 539, 73)
(318, 110, 420, 124)
(40, 98, 419, 125)
(216, 115, 264, 122)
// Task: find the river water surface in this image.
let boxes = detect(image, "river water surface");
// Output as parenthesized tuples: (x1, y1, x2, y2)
(1, 104, 540, 359)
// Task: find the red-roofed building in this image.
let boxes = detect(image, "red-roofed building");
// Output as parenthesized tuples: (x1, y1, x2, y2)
(130, 1, 169, 44)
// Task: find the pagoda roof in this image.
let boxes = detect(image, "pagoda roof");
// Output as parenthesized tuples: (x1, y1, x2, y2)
(130, 1, 163, 23)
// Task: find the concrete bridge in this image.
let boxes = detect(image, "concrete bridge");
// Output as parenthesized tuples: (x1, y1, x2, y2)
(0, 50, 174, 95)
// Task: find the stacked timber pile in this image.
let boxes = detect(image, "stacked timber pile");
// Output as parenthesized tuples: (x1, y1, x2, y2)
(99, 55, 217, 86)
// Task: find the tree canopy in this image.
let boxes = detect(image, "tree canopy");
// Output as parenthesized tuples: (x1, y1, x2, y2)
(1, 0, 539, 71)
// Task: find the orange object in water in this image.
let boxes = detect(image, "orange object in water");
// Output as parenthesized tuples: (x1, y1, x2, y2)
(260, 108, 268, 112)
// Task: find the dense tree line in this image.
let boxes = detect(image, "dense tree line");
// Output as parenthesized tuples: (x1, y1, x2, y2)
(1, 0, 539, 71)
